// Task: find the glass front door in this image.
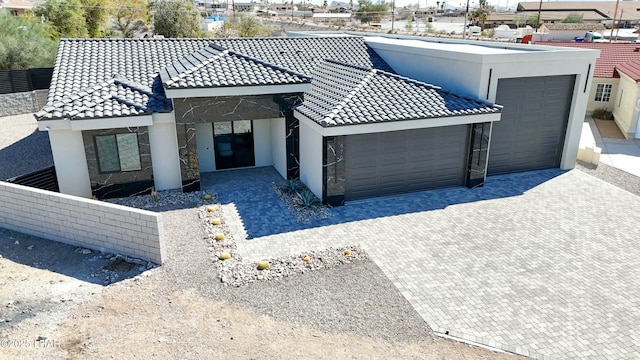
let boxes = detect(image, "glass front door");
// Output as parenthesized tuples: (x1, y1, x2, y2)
(213, 120, 255, 170)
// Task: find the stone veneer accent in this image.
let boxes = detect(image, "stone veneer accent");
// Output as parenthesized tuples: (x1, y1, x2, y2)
(323, 136, 346, 206)
(82, 127, 154, 199)
(274, 93, 304, 179)
(467, 122, 491, 188)
(0, 181, 166, 264)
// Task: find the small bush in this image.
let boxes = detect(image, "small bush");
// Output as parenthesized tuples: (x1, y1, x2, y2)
(282, 179, 301, 195)
(592, 108, 614, 120)
(293, 190, 320, 208)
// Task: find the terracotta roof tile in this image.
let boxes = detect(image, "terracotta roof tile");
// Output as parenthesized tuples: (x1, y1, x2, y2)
(537, 42, 640, 79)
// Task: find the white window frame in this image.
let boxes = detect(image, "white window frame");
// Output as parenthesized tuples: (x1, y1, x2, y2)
(595, 83, 613, 102)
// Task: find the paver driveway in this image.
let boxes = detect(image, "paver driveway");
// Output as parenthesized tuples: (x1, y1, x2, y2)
(202, 167, 640, 360)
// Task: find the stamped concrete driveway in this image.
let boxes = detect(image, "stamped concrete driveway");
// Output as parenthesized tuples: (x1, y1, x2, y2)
(204, 168, 640, 360)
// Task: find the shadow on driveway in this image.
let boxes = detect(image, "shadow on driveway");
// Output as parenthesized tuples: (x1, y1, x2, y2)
(201, 166, 566, 239)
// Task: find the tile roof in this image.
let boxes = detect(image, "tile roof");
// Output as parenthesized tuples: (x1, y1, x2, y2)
(35, 76, 171, 120)
(47, 38, 212, 107)
(615, 60, 640, 82)
(297, 60, 502, 127)
(536, 42, 640, 79)
(517, 1, 640, 21)
(160, 44, 311, 89)
(208, 37, 395, 75)
(42, 37, 393, 121)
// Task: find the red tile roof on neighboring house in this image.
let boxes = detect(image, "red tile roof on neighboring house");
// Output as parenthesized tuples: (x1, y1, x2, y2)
(537, 42, 640, 80)
(615, 60, 640, 82)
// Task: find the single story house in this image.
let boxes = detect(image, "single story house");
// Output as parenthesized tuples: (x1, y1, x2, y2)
(517, 1, 640, 27)
(538, 23, 606, 42)
(36, 35, 597, 205)
(538, 42, 640, 139)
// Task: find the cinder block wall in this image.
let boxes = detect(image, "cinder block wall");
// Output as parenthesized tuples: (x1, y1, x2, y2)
(0, 181, 166, 264)
(0, 90, 49, 117)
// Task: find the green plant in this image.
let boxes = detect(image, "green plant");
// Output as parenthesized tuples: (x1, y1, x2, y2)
(293, 190, 320, 208)
(282, 179, 301, 195)
(150, 187, 159, 202)
(562, 13, 583, 23)
(592, 108, 614, 120)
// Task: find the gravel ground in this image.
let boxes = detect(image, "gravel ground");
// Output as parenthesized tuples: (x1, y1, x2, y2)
(0, 113, 53, 180)
(159, 206, 435, 343)
(575, 160, 640, 196)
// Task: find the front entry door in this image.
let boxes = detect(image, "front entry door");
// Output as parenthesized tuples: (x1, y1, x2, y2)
(213, 120, 255, 170)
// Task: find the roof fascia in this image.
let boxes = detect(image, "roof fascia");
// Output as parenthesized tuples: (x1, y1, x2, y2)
(294, 110, 501, 137)
(164, 83, 311, 98)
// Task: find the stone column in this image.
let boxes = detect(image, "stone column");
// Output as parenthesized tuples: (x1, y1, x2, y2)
(274, 93, 304, 179)
(467, 122, 492, 188)
(323, 136, 346, 206)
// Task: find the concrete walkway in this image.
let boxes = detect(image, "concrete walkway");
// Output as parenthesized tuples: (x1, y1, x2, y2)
(583, 115, 640, 177)
(203, 167, 640, 360)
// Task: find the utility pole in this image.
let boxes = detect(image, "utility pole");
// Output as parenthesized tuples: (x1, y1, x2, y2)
(610, 0, 620, 42)
(391, 0, 396, 32)
(463, 0, 469, 39)
(535, 0, 542, 32)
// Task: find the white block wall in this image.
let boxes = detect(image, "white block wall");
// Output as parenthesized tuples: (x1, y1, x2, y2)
(0, 181, 166, 264)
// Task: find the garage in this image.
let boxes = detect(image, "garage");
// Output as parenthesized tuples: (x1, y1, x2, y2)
(344, 125, 470, 201)
(488, 75, 575, 175)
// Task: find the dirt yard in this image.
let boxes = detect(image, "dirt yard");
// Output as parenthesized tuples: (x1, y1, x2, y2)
(0, 211, 525, 360)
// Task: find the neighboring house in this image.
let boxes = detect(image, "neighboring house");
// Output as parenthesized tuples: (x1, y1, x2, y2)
(538, 23, 606, 41)
(538, 42, 640, 139)
(0, 0, 35, 16)
(35, 35, 596, 205)
(517, 1, 640, 27)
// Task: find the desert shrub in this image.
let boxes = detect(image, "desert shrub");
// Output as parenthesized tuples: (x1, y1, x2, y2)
(592, 108, 614, 120)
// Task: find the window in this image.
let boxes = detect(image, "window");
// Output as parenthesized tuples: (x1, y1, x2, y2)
(95, 133, 141, 173)
(595, 83, 612, 102)
(618, 89, 624, 107)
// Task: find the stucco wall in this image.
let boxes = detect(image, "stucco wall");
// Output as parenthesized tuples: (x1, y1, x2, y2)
(587, 78, 619, 114)
(0, 90, 48, 117)
(613, 73, 640, 139)
(48, 129, 92, 198)
(271, 117, 287, 179)
(299, 120, 323, 200)
(365, 37, 598, 170)
(0, 181, 166, 264)
(253, 119, 273, 167)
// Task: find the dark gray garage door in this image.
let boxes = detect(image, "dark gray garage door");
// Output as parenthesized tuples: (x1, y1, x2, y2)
(488, 75, 575, 175)
(344, 126, 469, 201)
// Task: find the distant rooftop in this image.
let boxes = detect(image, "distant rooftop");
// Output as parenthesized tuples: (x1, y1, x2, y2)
(537, 42, 640, 80)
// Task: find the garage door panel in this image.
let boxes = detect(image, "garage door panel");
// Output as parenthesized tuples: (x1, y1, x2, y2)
(345, 126, 469, 200)
(488, 75, 574, 175)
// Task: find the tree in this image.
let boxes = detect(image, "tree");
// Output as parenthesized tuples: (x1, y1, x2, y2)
(562, 13, 583, 23)
(35, 0, 89, 38)
(112, 0, 149, 37)
(215, 14, 272, 38)
(405, 14, 414, 31)
(469, 0, 492, 30)
(34, 0, 111, 38)
(152, 0, 204, 38)
(527, 14, 541, 27)
(82, 0, 111, 37)
(355, 0, 389, 24)
(0, 12, 58, 70)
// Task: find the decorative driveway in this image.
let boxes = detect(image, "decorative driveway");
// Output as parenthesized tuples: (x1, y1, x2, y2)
(202, 167, 640, 360)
